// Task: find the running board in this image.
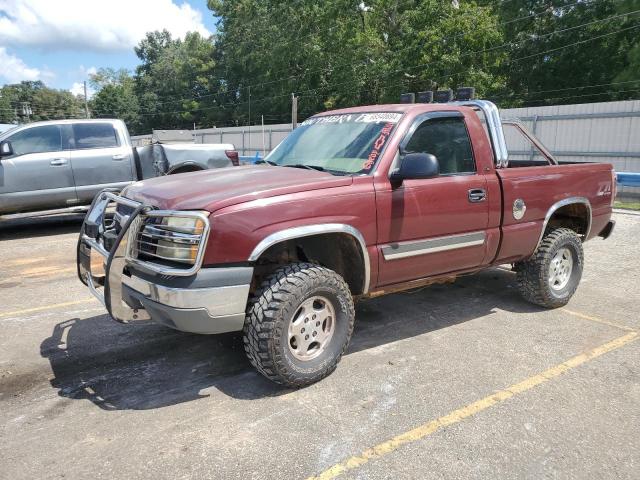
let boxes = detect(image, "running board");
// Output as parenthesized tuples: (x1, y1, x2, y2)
(0, 206, 90, 221)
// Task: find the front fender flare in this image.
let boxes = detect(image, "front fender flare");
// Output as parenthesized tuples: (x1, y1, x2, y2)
(248, 223, 371, 294)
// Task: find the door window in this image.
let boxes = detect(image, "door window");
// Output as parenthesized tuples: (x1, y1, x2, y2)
(73, 123, 119, 149)
(404, 117, 475, 175)
(7, 125, 62, 156)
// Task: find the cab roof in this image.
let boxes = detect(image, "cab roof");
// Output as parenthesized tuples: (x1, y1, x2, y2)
(313, 103, 468, 117)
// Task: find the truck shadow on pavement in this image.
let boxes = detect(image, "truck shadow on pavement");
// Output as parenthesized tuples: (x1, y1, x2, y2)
(40, 268, 543, 410)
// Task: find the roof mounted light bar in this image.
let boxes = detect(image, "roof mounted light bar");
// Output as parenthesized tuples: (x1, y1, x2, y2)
(400, 93, 415, 104)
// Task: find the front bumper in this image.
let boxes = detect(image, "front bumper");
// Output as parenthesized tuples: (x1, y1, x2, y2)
(76, 190, 251, 334)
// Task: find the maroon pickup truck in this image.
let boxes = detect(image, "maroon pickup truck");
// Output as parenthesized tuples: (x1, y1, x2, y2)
(77, 100, 616, 387)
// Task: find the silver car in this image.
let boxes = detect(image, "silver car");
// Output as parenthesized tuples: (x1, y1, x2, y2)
(0, 119, 238, 219)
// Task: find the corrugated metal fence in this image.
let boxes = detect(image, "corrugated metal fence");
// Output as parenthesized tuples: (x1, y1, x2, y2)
(131, 124, 293, 155)
(131, 100, 640, 194)
(501, 100, 640, 195)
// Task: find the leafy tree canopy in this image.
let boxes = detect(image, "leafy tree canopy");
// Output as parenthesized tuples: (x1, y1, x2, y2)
(0, 81, 84, 124)
(4, 1, 639, 130)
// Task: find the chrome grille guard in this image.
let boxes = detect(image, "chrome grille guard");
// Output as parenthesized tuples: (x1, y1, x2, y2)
(76, 189, 151, 323)
(77, 190, 212, 323)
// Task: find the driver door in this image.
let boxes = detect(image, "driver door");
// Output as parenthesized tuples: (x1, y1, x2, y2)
(376, 112, 490, 286)
(0, 124, 75, 214)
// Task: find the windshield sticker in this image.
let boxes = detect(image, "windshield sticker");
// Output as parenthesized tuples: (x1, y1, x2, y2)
(363, 122, 395, 170)
(301, 112, 401, 126)
(354, 113, 402, 124)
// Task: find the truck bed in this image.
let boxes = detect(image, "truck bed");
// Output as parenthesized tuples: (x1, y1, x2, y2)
(493, 162, 614, 264)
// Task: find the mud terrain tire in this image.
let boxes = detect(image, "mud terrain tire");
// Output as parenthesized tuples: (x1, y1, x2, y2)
(243, 263, 355, 387)
(516, 227, 584, 308)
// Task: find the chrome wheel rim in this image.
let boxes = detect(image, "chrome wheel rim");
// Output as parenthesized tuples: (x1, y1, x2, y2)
(549, 247, 573, 291)
(287, 296, 335, 361)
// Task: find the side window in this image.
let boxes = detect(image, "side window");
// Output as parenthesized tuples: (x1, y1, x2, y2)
(73, 123, 119, 149)
(503, 123, 552, 167)
(7, 125, 62, 156)
(404, 117, 475, 175)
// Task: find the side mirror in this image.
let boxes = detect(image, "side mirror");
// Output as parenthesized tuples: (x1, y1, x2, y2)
(389, 152, 439, 186)
(0, 141, 13, 157)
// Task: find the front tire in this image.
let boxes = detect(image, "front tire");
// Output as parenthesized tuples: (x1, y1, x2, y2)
(243, 263, 355, 387)
(516, 227, 584, 308)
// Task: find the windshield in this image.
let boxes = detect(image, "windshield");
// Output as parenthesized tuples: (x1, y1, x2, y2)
(265, 112, 401, 175)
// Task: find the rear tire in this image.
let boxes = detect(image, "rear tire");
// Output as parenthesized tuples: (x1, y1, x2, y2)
(516, 227, 584, 308)
(243, 263, 355, 387)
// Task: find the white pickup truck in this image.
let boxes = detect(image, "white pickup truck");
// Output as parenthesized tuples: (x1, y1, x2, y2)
(0, 119, 238, 219)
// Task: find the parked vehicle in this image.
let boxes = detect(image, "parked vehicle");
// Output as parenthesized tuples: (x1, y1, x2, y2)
(0, 119, 238, 219)
(76, 100, 616, 387)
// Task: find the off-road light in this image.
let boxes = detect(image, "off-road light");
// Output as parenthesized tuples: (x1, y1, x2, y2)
(417, 91, 434, 103)
(400, 93, 415, 104)
(456, 87, 476, 101)
(434, 89, 454, 103)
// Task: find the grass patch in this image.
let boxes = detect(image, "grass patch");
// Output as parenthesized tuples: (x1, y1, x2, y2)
(614, 200, 640, 211)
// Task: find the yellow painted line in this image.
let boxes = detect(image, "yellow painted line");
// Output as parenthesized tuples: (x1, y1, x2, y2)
(561, 308, 635, 332)
(307, 331, 639, 480)
(7, 257, 49, 266)
(0, 298, 97, 318)
(20, 265, 71, 275)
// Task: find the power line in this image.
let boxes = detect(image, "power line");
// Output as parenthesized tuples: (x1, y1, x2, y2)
(131, 13, 640, 119)
(124, 0, 611, 112)
(239, 0, 610, 92)
(294, 20, 640, 104)
(492, 78, 640, 100)
(494, 87, 640, 105)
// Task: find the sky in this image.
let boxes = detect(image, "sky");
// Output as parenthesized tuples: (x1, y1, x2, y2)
(0, 0, 217, 96)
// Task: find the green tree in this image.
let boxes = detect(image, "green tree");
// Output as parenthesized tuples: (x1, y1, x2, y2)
(207, 0, 506, 123)
(89, 68, 141, 133)
(0, 81, 84, 123)
(133, 30, 218, 132)
(0, 87, 16, 123)
(490, 0, 640, 106)
(614, 0, 640, 92)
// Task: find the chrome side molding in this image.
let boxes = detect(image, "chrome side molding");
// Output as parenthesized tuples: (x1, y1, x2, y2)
(381, 231, 486, 261)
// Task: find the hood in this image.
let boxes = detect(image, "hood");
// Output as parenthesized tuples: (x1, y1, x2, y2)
(123, 165, 353, 212)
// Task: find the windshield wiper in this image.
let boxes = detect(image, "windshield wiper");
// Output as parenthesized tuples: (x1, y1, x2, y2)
(254, 159, 278, 166)
(284, 164, 325, 172)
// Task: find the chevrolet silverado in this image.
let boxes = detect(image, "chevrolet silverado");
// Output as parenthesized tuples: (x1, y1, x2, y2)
(76, 100, 616, 387)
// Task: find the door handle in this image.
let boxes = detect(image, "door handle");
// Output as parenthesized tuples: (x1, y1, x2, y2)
(112, 154, 126, 160)
(468, 188, 486, 203)
(50, 158, 68, 166)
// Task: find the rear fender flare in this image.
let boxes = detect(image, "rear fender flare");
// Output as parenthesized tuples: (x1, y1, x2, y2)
(167, 161, 205, 174)
(534, 196, 592, 251)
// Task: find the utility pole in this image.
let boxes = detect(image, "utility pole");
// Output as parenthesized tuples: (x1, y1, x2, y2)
(83, 81, 89, 118)
(21, 102, 32, 122)
(261, 114, 265, 158)
(247, 85, 251, 126)
(291, 93, 298, 129)
(247, 85, 252, 153)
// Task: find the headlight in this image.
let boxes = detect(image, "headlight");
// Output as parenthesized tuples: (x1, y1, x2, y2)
(134, 211, 210, 267)
(156, 214, 207, 264)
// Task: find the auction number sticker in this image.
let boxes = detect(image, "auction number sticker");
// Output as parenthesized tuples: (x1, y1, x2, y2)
(301, 112, 401, 126)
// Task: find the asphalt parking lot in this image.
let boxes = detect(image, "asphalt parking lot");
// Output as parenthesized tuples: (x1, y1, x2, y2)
(1, 212, 638, 480)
